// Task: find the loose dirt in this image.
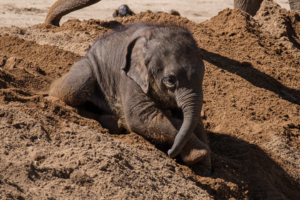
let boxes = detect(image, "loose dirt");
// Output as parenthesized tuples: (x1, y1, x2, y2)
(0, 0, 300, 199)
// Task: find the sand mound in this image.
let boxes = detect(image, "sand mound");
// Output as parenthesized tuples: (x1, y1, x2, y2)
(0, 1, 300, 199)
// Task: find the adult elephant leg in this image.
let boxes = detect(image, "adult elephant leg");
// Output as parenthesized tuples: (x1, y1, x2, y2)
(45, 0, 101, 26)
(234, 0, 263, 16)
(289, 0, 300, 10)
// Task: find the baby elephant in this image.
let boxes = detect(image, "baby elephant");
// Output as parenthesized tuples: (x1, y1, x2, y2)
(49, 22, 211, 174)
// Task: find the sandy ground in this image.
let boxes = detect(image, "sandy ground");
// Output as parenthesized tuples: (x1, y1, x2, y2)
(0, 0, 291, 27)
(0, 0, 300, 199)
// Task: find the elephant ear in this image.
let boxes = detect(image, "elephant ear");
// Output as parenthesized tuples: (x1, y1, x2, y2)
(121, 32, 151, 94)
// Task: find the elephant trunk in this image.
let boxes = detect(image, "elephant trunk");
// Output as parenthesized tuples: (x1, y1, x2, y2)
(167, 89, 202, 158)
(45, 0, 101, 26)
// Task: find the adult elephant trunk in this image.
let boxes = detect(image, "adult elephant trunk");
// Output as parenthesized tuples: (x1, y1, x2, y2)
(167, 88, 203, 158)
(45, 0, 101, 26)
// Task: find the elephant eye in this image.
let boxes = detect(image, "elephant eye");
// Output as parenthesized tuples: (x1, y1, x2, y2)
(163, 75, 177, 88)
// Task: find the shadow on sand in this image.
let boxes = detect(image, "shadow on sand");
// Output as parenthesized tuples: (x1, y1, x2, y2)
(77, 102, 300, 199)
(200, 48, 300, 106)
(190, 131, 300, 200)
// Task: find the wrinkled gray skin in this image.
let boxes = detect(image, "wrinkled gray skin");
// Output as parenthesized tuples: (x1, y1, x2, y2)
(49, 23, 212, 175)
(234, 0, 300, 16)
(234, 0, 263, 16)
(288, 0, 300, 10)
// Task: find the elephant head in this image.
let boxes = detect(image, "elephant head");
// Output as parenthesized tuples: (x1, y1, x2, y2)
(121, 23, 205, 158)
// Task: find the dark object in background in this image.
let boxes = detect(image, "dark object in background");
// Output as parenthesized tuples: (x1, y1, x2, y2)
(113, 5, 180, 18)
(169, 9, 180, 16)
(148, 9, 181, 16)
(113, 4, 135, 18)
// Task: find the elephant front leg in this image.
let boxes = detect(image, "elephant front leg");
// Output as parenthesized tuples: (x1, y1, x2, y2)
(168, 110, 212, 175)
(192, 120, 213, 177)
(122, 96, 210, 166)
(180, 133, 211, 166)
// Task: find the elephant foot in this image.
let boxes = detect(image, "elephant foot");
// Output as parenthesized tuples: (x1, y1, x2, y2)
(180, 134, 211, 165)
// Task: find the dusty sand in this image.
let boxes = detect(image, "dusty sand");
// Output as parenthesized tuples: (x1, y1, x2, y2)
(0, 0, 291, 27)
(0, 0, 300, 199)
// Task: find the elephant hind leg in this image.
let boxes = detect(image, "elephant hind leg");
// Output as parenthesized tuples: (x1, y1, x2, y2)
(49, 58, 96, 106)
